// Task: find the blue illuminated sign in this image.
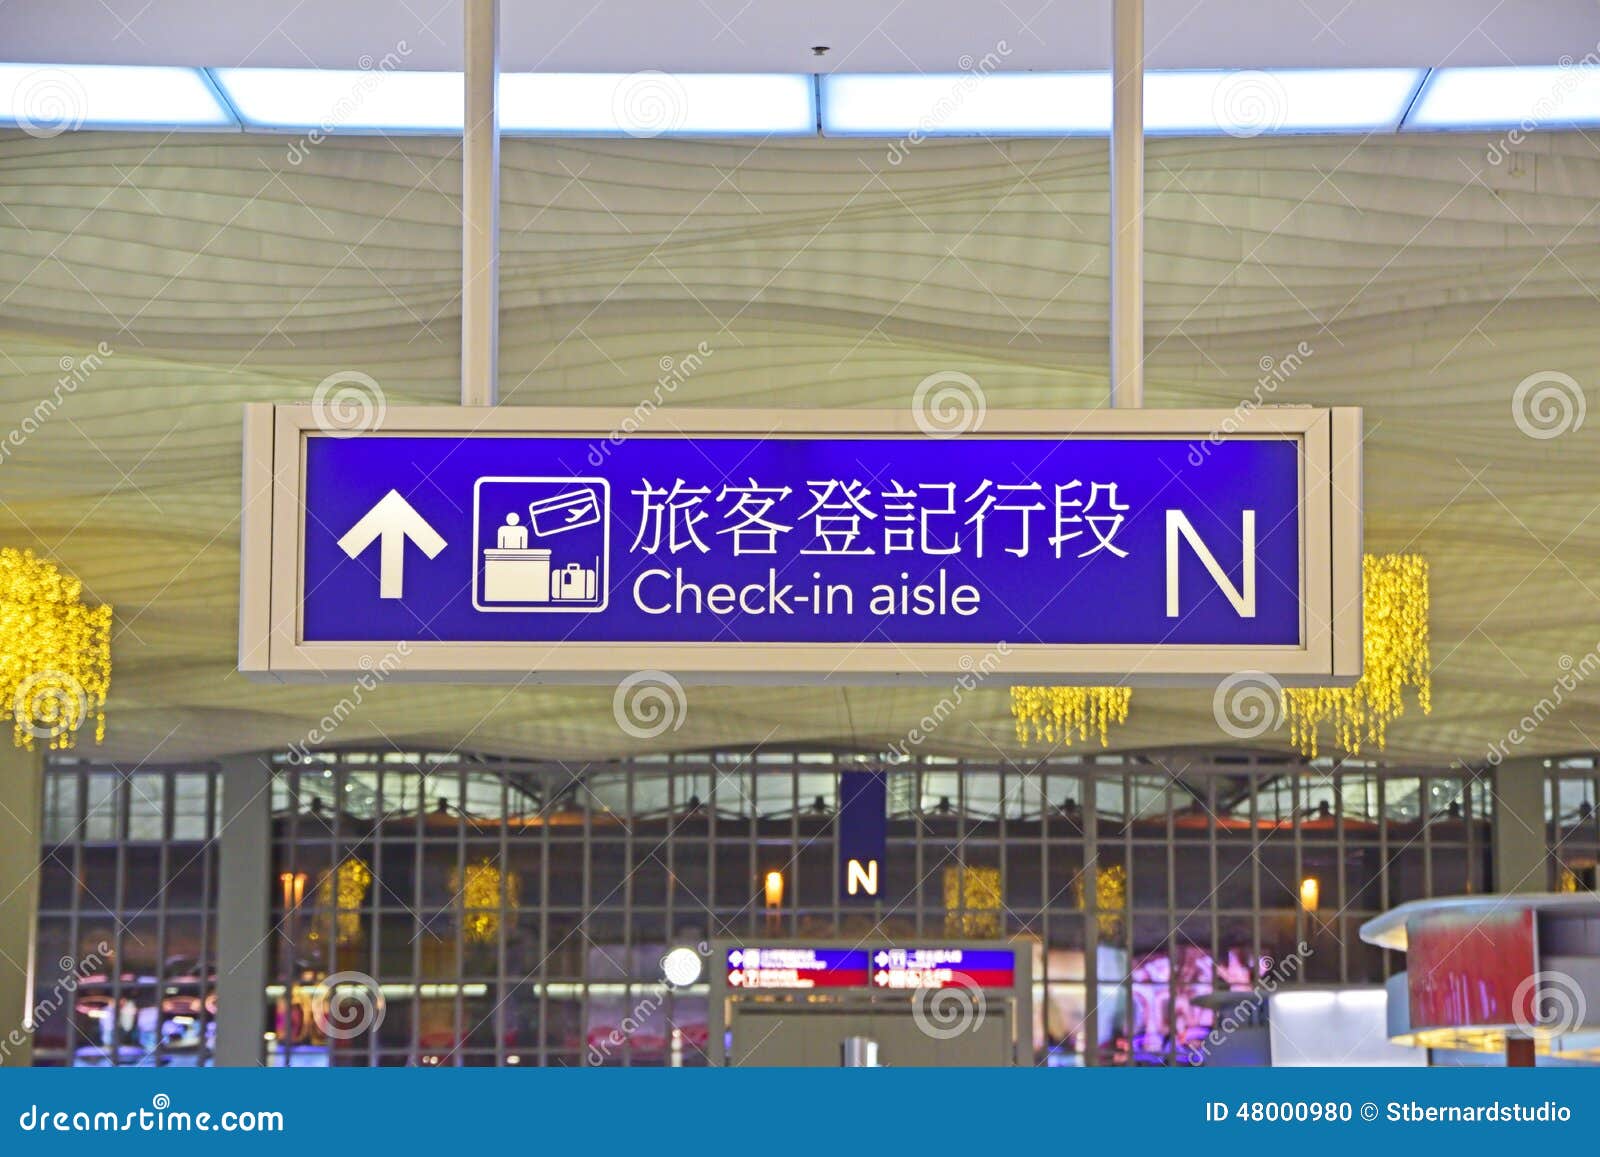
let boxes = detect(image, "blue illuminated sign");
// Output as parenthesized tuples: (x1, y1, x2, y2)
(838, 771, 887, 901)
(298, 434, 1299, 646)
(872, 947, 1018, 989)
(725, 947, 869, 989)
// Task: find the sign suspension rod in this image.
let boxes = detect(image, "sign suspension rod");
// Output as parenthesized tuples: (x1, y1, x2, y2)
(461, 0, 501, 406)
(1109, 0, 1144, 409)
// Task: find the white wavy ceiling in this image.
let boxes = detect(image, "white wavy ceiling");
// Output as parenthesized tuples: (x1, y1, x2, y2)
(1, 129, 1598, 766)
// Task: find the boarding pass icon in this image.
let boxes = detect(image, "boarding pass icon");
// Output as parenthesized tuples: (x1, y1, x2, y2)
(527, 487, 601, 536)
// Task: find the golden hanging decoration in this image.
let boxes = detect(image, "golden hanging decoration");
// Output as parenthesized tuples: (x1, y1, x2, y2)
(453, 857, 520, 943)
(1011, 685, 1132, 746)
(307, 856, 373, 948)
(1073, 863, 1127, 939)
(1282, 553, 1431, 758)
(1, 548, 112, 751)
(943, 865, 1002, 938)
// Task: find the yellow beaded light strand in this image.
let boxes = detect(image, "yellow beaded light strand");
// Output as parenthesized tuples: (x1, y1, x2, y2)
(1011, 685, 1133, 747)
(1, 548, 113, 751)
(1282, 553, 1431, 758)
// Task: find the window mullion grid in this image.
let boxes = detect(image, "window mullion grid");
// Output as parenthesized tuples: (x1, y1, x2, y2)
(110, 768, 129, 1066)
(620, 771, 635, 1069)
(1249, 772, 1261, 992)
(152, 769, 171, 1068)
(198, 769, 218, 1066)
(1335, 769, 1348, 982)
(497, 772, 509, 1068)
(1165, 777, 1176, 1066)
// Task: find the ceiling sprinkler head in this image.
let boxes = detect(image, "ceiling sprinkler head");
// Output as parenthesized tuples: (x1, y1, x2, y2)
(811, 45, 830, 56)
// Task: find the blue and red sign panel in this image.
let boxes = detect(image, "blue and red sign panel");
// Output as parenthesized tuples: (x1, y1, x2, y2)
(725, 947, 869, 989)
(299, 434, 1300, 646)
(871, 947, 1018, 989)
(724, 946, 1017, 990)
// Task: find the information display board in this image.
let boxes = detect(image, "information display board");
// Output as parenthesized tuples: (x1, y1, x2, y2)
(870, 947, 1019, 989)
(240, 406, 1361, 683)
(724, 947, 870, 989)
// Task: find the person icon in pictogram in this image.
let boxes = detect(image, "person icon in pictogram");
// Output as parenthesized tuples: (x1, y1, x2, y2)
(497, 511, 529, 549)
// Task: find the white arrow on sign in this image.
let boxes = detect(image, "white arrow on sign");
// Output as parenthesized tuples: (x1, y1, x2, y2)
(336, 489, 448, 599)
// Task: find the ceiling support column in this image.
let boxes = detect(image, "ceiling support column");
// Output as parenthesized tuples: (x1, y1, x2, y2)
(214, 753, 274, 1066)
(1491, 758, 1551, 894)
(0, 743, 43, 1067)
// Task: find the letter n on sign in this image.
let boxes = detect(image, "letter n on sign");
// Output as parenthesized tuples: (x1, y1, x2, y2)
(839, 771, 887, 901)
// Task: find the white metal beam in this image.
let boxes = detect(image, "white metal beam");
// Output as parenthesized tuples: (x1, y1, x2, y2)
(461, 0, 500, 407)
(1109, 0, 1144, 409)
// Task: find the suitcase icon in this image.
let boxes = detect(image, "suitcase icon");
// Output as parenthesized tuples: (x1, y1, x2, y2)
(550, 560, 598, 601)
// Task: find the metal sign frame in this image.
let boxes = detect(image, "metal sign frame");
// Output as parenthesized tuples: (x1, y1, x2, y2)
(706, 937, 1033, 1066)
(239, 404, 1361, 685)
